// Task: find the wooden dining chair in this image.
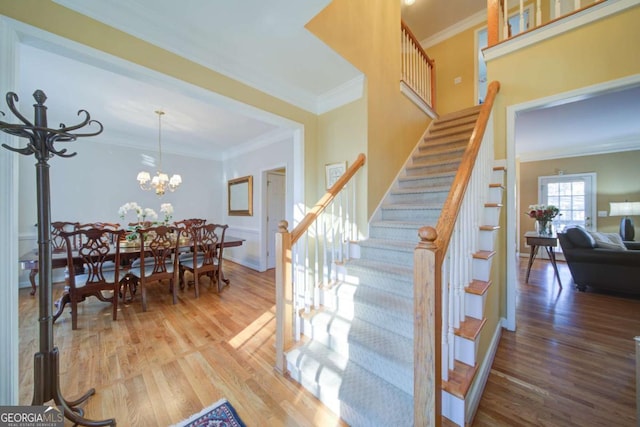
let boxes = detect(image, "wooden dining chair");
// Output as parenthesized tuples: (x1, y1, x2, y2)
(126, 225, 180, 311)
(57, 227, 125, 330)
(51, 221, 80, 253)
(173, 219, 206, 261)
(178, 223, 228, 296)
(28, 221, 80, 296)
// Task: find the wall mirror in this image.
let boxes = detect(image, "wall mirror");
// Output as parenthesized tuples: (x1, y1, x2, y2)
(228, 175, 253, 216)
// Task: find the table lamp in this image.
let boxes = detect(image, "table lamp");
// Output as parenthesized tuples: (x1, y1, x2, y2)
(609, 201, 640, 241)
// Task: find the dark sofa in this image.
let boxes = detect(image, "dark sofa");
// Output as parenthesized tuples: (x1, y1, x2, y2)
(557, 226, 640, 294)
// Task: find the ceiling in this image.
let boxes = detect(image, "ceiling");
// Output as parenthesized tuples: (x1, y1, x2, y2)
(13, 0, 640, 161)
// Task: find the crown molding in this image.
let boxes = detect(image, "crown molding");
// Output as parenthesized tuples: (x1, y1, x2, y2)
(317, 74, 365, 114)
(518, 134, 640, 162)
(222, 128, 296, 161)
(421, 9, 486, 49)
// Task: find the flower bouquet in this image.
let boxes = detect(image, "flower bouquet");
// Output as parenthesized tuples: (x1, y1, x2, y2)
(526, 204, 560, 236)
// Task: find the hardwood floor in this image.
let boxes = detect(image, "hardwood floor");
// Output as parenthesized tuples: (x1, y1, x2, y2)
(474, 258, 640, 426)
(19, 262, 345, 426)
(19, 258, 639, 426)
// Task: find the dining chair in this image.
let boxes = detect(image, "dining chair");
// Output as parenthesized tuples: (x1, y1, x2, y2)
(173, 219, 206, 261)
(57, 227, 125, 330)
(178, 223, 228, 296)
(77, 222, 121, 245)
(51, 221, 80, 253)
(126, 225, 180, 311)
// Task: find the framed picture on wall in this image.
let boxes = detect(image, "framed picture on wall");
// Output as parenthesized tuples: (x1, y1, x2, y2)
(325, 161, 347, 190)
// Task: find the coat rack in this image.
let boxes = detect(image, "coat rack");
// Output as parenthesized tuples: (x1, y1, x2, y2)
(0, 90, 115, 426)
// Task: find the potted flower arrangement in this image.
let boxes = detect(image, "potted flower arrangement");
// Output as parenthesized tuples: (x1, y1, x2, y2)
(118, 202, 160, 244)
(526, 204, 561, 236)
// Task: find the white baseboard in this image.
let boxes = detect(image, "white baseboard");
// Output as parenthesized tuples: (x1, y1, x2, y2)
(465, 319, 503, 425)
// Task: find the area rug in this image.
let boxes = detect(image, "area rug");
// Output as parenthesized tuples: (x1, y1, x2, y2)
(171, 398, 246, 427)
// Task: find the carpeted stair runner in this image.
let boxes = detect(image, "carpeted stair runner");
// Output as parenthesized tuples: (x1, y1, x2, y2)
(286, 106, 482, 426)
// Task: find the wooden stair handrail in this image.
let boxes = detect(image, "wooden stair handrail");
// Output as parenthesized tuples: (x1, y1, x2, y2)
(291, 153, 366, 244)
(435, 81, 501, 255)
(401, 20, 435, 68)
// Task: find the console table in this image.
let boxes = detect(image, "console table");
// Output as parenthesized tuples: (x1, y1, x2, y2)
(524, 231, 562, 288)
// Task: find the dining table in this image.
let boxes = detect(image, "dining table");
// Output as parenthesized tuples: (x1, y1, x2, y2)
(19, 236, 245, 322)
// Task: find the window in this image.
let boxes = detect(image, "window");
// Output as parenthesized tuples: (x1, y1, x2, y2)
(539, 173, 596, 232)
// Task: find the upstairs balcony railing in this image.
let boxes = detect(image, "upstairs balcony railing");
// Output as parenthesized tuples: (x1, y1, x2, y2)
(401, 21, 436, 113)
(488, 0, 607, 46)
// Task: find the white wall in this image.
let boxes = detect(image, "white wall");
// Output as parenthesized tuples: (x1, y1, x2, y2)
(223, 135, 296, 272)
(17, 140, 224, 286)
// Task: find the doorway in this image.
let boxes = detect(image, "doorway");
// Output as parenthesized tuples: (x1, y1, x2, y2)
(539, 172, 597, 232)
(266, 169, 286, 270)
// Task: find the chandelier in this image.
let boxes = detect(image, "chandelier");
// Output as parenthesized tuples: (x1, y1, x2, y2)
(136, 110, 182, 196)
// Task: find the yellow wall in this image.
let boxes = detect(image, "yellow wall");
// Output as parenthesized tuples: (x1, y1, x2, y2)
(426, 30, 478, 115)
(317, 93, 369, 238)
(519, 150, 640, 254)
(307, 0, 432, 216)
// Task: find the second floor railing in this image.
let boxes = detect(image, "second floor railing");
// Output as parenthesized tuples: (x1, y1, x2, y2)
(488, 0, 607, 46)
(401, 21, 436, 111)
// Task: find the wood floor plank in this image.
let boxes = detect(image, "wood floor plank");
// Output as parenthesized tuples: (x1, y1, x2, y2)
(473, 258, 640, 426)
(19, 257, 638, 426)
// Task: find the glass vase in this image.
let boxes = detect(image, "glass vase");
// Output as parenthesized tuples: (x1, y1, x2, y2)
(535, 220, 553, 236)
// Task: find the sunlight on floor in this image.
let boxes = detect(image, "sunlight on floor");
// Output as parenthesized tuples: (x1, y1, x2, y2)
(228, 306, 276, 350)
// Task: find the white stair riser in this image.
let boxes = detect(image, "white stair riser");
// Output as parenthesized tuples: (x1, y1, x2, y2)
(478, 229, 497, 252)
(464, 292, 486, 320)
(482, 207, 500, 226)
(442, 391, 465, 427)
(454, 335, 478, 366)
(472, 258, 492, 282)
(491, 169, 505, 184)
(487, 186, 503, 203)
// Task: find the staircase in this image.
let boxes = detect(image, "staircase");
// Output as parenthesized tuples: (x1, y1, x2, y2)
(285, 103, 504, 426)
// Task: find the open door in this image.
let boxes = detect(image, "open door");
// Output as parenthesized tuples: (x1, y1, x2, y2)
(266, 169, 286, 269)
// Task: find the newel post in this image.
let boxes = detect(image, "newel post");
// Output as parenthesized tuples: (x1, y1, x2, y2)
(414, 226, 441, 427)
(275, 220, 293, 374)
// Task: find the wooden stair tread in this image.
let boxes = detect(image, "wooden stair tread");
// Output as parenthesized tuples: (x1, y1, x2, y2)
(455, 316, 486, 340)
(479, 225, 500, 231)
(484, 202, 503, 208)
(466, 279, 491, 295)
(492, 165, 506, 172)
(489, 183, 504, 189)
(473, 250, 495, 260)
(442, 360, 478, 400)
(436, 105, 482, 122)
(441, 415, 460, 427)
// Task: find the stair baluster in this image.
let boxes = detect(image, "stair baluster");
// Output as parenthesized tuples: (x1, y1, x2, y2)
(275, 154, 366, 374)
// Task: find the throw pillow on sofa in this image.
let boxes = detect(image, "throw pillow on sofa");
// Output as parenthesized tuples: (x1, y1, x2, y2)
(588, 231, 627, 251)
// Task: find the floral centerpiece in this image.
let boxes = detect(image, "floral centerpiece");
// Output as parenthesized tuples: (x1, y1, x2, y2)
(118, 202, 166, 243)
(526, 204, 560, 236)
(160, 203, 174, 225)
